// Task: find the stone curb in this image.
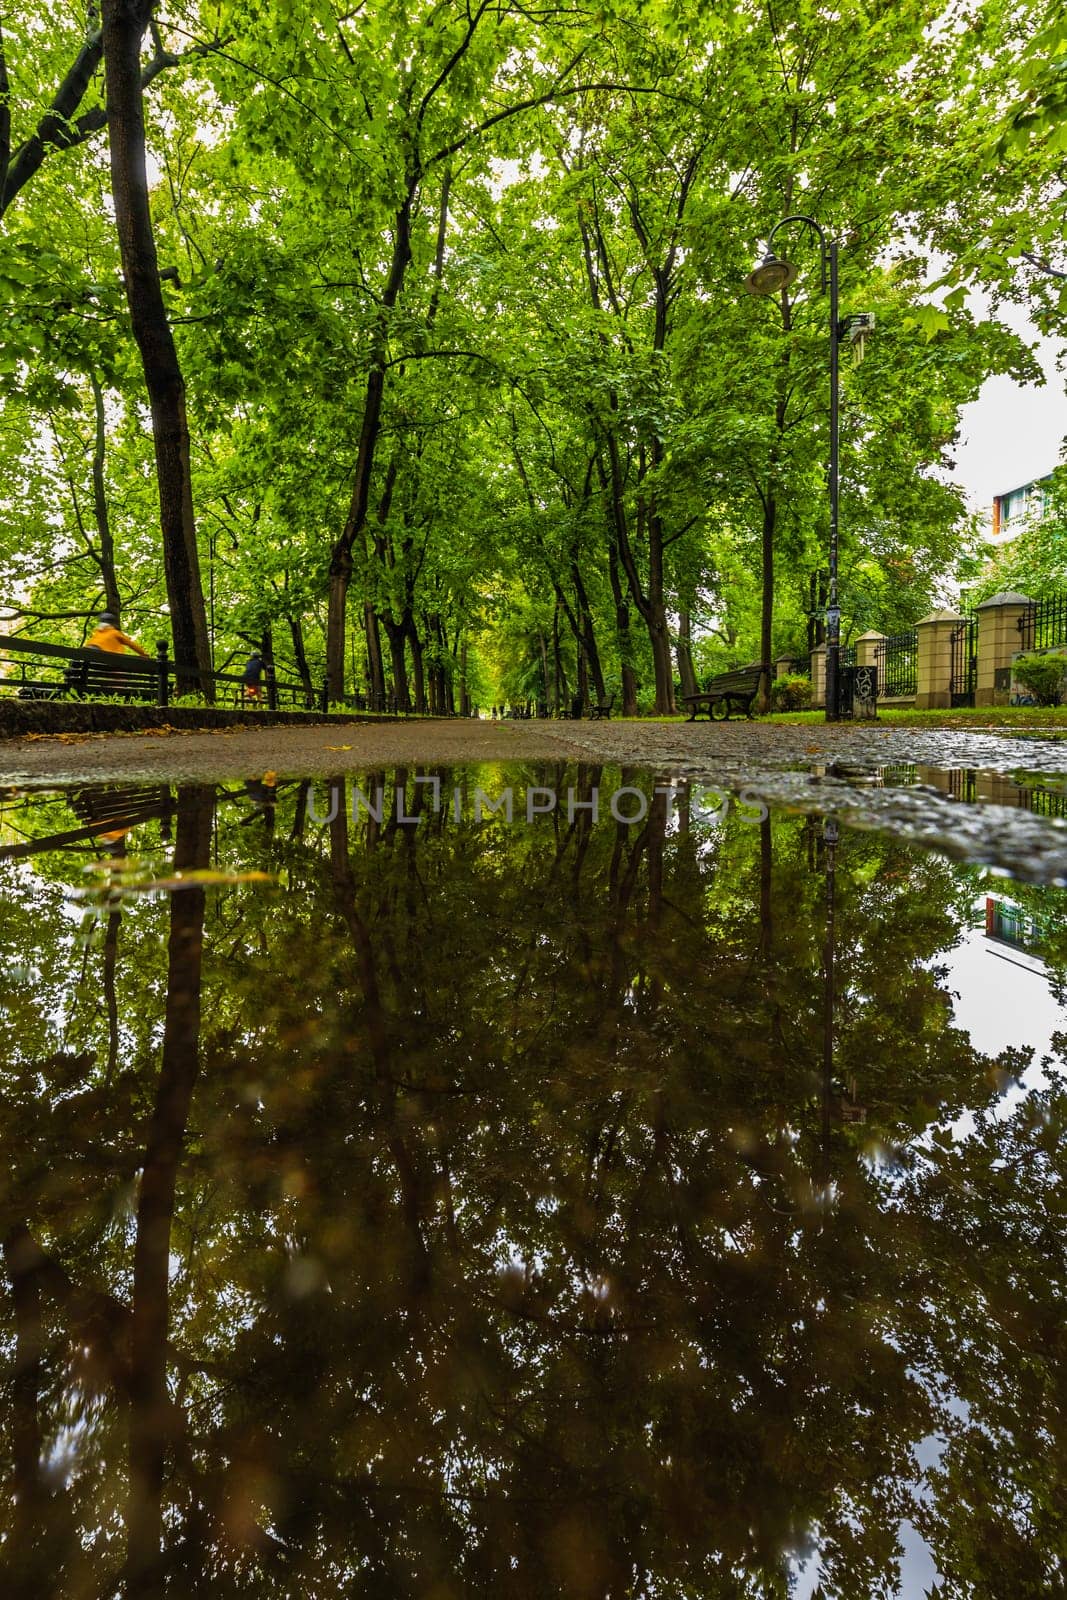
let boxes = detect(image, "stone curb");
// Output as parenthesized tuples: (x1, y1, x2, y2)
(0, 703, 415, 739)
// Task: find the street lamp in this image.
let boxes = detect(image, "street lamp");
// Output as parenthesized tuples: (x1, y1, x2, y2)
(746, 214, 844, 722)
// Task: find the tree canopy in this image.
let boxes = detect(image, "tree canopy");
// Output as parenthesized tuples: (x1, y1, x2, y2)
(0, 0, 1063, 710)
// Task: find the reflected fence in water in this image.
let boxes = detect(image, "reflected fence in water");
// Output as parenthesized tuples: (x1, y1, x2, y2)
(0, 768, 1064, 1598)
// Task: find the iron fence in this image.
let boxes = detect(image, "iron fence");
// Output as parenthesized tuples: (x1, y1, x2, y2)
(950, 616, 978, 707)
(1023, 785, 1067, 820)
(1017, 594, 1067, 654)
(874, 630, 918, 697)
(0, 633, 320, 710)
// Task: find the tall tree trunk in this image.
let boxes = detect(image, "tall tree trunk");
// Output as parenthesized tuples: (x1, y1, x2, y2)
(676, 609, 698, 699)
(552, 599, 566, 713)
(125, 785, 213, 1595)
(607, 525, 639, 716)
(599, 436, 675, 713)
(288, 612, 314, 706)
(364, 599, 385, 705)
(576, 634, 589, 715)
(572, 561, 607, 705)
(435, 616, 454, 713)
(538, 629, 550, 712)
(383, 616, 411, 711)
(101, 0, 211, 695)
(410, 624, 426, 714)
(644, 443, 675, 715)
(326, 188, 415, 697)
(89, 368, 122, 616)
(459, 636, 470, 716)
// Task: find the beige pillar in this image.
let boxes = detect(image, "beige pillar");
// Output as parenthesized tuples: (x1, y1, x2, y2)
(976, 772, 1025, 806)
(916, 765, 954, 797)
(855, 631, 885, 670)
(975, 592, 1033, 707)
(774, 654, 797, 680)
(810, 645, 826, 709)
(915, 610, 965, 709)
(855, 632, 887, 715)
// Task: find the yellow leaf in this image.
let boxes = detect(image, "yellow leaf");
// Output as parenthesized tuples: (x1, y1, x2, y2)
(325, 744, 353, 751)
(262, 770, 278, 785)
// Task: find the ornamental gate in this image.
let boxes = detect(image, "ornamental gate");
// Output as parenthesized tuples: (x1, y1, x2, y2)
(950, 616, 978, 707)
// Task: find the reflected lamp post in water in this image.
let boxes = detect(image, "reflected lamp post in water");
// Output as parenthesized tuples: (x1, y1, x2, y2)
(746, 218, 872, 722)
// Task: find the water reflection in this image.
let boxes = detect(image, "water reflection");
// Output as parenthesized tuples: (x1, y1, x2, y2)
(0, 765, 1065, 1599)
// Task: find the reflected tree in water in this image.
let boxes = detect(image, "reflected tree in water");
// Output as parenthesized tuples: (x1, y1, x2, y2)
(0, 769, 1064, 1598)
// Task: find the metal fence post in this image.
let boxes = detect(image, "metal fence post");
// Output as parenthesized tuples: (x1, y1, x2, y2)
(156, 639, 170, 708)
(320, 676, 330, 714)
(265, 661, 277, 710)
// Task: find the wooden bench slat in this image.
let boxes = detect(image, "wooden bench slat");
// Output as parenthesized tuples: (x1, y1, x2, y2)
(682, 665, 767, 722)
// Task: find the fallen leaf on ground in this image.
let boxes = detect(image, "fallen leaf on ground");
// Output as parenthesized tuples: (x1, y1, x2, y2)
(325, 744, 353, 750)
(262, 770, 278, 785)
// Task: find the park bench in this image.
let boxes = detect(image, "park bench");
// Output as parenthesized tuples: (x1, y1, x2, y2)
(682, 664, 767, 722)
(64, 651, 161, 702)
(590, 694, 615, 720)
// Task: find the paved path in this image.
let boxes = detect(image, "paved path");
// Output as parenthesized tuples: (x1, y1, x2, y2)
(0, 715, 1064, 784)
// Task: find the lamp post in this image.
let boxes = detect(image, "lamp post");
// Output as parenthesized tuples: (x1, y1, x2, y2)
(746, 215, 843, 722)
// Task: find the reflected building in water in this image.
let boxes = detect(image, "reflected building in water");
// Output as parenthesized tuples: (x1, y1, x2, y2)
(0, 768, 1064, 1599)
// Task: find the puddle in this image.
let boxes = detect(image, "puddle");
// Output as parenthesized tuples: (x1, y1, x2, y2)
(0, 764, 1064, 1598)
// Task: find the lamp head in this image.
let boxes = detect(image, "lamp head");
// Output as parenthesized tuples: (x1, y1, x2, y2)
(745, 251, 797, 295)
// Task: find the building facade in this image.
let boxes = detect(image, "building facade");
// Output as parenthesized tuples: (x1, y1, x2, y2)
(991, 474, 1053, 542)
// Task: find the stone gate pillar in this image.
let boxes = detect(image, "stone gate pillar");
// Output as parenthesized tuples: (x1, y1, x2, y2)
(915, 610, 965, 709)
(854, 631, 886, 670)
(810, 644, 826, 709)
(976, 592, 1033, 707)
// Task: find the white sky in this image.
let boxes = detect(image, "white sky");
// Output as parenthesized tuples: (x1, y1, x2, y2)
(950, 300, 1064, 515)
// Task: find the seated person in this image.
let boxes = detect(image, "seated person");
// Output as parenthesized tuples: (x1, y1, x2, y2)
(87, 612, 148, 656)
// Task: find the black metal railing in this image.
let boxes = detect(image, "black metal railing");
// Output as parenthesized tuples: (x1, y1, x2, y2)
(1018, 593, 1067, 654)
(0, 634, 323, 712)
(950, 616, 978, 707)
(1025, 784, 1067, 820)
(343, 690, 402, 716)
(874, 630, 918, 697)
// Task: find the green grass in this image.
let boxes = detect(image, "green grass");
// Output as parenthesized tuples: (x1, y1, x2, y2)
(765, 706, 1067, 729)
(612, 706, 1067, 731)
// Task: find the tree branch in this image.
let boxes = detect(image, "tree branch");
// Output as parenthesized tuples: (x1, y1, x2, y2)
(426, 76, 688, 171)
(2, 15, 221, 215)
(0, 17, 10, 211)
(1022, 250, 1067, 281)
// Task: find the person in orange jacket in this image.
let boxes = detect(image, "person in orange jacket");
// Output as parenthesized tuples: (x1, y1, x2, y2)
(87, 611, 149, 657)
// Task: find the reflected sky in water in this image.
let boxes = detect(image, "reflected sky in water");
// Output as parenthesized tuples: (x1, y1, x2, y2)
(0, 765, 1064, 1600)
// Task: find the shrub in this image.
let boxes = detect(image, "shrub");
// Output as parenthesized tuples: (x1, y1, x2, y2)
(770, 673, 813, 712)
(1012, 652, 1066, 706)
